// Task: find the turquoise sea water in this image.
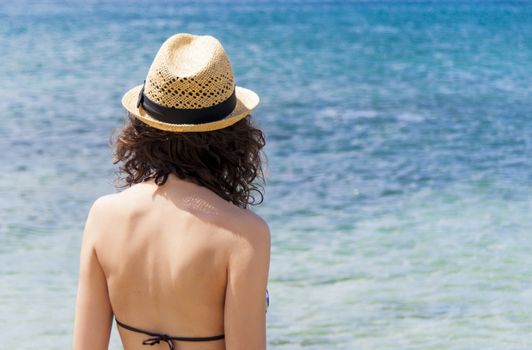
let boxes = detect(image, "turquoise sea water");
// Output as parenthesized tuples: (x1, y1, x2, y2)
(1, 1, 531, 349)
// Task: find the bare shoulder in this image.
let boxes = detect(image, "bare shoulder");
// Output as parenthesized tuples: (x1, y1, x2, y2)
(240, 208, 270, 235)
(83, 193, 121, 240)
(227, 207, 271, 250)
(88, 193, 120, 218)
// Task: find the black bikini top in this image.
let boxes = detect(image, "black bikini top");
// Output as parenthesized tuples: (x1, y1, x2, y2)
(115, 318, 224, 350)
(116, 288, 270, 349)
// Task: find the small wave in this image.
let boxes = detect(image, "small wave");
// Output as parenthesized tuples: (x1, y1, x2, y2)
(396, 112, 426, 122)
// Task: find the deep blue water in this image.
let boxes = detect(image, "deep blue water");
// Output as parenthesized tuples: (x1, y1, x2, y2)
(0, 1, 531, 349)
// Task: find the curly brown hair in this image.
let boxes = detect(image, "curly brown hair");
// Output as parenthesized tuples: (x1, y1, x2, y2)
(109, 112, 267, 208)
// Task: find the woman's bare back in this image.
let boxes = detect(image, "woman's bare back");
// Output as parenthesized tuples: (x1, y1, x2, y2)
(89, 173, 270, 349)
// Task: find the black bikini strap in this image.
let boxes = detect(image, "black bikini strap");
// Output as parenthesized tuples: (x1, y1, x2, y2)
(115, 318, 225, 350)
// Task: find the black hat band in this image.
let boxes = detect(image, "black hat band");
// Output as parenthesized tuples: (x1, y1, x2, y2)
(136, 80, 237, 125)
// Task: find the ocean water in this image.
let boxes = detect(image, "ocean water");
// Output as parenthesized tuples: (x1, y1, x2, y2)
(1, 1, 531, 349)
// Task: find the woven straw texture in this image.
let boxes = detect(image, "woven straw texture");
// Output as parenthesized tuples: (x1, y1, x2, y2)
(145, 33, 235, 109)
(121, 33, 259, 132)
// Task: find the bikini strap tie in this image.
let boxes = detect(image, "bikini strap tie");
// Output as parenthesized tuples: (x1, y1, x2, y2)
(142, 334, 174, 350)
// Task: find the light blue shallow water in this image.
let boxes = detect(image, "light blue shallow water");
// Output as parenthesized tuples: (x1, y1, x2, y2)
(0, 1, 531, 349)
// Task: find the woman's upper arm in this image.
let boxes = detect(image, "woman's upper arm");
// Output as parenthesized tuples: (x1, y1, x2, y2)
(224, 216, 271, 350)
(73, 196, 114, 350)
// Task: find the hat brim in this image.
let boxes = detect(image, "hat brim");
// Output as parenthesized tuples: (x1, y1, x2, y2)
(121, 85, 259, 132)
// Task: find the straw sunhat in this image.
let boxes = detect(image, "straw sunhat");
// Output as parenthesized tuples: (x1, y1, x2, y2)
(121, 33, 260, 132)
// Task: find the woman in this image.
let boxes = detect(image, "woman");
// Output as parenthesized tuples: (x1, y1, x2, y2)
(73, 33, 271, 350)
